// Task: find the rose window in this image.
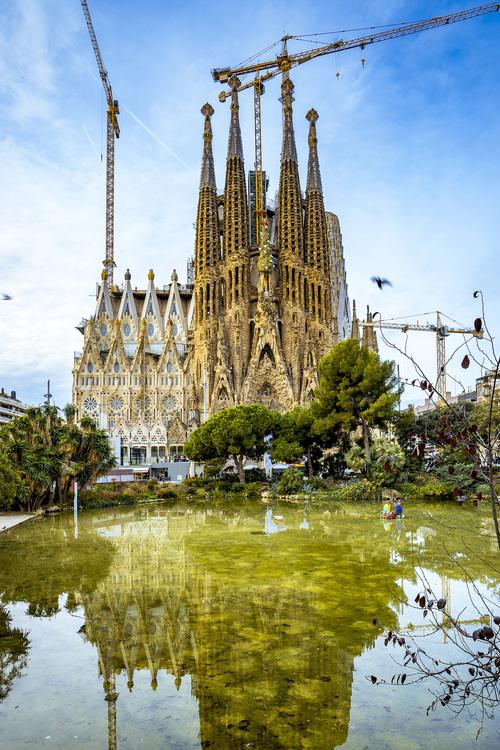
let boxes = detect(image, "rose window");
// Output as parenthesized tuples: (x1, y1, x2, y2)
(110, 396, 124, 414)
(82, 397, 99, 417)
(162, 395, 178, 417)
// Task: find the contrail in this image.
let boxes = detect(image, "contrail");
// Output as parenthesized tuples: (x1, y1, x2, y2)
(82, 124, 101, 162)
(124, 107, 194, 172)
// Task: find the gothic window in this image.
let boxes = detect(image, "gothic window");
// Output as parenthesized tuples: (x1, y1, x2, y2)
(133, 427, 148, 443)
(172, 324, 178, 337)
(87, 362, 94, 374)
(162, 395, 178, 418)
(135, 396, 153, 421)
(114, 362, 120, 373)
(82, 396, 99, 417)
(166, 361, 173, 374)
(123, 301, 130, 316)
(218, 387, 229, 402)
(199, 288, 204, 321)
(205, 283, 210, 318)
(100, 323, 107, 337)
(110, 396, 124, 414)
(146, 300, 154, 316)
(172, 302, 177, 315)
(147, 323, 155, 337)
(123, 323, 131, 337)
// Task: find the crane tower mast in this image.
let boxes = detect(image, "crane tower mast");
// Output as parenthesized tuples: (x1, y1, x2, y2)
(81, 0, 120, 290)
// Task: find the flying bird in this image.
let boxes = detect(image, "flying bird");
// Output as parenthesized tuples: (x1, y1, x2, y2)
(1, 293, 12, 300)
(370, 276, 392, 290)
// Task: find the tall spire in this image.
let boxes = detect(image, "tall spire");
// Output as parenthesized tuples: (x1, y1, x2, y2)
(224, 77, 249, 259)
(280, 77, 298, 163)
(306, 108, 322, 193)
(278, 77, 303, 261)
(222, 75, 250, 394)
(194, 103, 220, 285)
(304, 108, 329, 278)
(227, 76, 244, 160)
(200, 103, 216, 190)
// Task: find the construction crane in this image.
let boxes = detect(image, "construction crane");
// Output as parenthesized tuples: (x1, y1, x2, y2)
(361, 311, 483, 396)
(81, 0, 120, 290)
(212, 3, 500, 243)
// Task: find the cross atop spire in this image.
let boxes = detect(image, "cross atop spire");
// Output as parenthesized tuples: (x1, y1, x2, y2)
(306, 108, 323, 194)
(227, 76, 244, 160)
(280, 77, 298, 163)
(200, 103, 216, 190)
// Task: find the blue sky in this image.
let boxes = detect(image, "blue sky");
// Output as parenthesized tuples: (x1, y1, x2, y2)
(0, 0, 499, 407)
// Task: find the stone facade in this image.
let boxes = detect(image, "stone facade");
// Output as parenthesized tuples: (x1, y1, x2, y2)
(72, 76, 352, 463)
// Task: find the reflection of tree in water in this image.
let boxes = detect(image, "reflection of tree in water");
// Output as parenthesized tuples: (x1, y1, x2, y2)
(78, 508, 406, 750)
(0, 515, 116, 619)
(0, 604, 29, 702)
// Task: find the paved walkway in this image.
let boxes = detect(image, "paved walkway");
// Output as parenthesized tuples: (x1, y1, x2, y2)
(0, 514, 34, 533)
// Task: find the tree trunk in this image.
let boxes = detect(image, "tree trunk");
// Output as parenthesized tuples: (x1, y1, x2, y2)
(307, 447, 313, 478)
(362, 421, 372, 478)
(234, 455, 246, 484)
(487, 448, 500, 552)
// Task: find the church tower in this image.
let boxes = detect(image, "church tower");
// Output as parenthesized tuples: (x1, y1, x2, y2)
(220, 77, 250, 399)
(277, 78, 306, 400)
(191, 103, 221, 420)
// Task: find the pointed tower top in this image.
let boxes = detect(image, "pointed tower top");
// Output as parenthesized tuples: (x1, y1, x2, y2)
(306, 108, 323, 194)
(280, 77, 298, 163)
(227, 76, 244, 160)
(200, 103, 216, 190)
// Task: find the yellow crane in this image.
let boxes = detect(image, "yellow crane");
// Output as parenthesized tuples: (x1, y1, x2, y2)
(80, 0, 120, 290)
(212, 3, 500, 243)
(361, 311, 483, 397)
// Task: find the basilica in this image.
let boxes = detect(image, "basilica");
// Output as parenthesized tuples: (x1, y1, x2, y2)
(72, 76, 354, 465)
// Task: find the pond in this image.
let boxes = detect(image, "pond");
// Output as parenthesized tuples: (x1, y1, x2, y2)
(0, 500, 498, 749)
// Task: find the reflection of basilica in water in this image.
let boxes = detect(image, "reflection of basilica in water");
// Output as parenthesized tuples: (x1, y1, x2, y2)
(76, 508, 402, 749)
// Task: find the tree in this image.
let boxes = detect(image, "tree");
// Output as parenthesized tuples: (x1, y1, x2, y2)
(0, 406, 115, 511)
(0, 448, 20, 510)
(346, 438, 405, 486)
(312, 340, 401, 474)
(272, 406, 344, 477)
(377, 291, 500, 550)
(184, 405, 280, 483)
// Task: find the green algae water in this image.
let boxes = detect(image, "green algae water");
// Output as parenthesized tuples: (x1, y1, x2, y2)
(0, 500, 498, 749)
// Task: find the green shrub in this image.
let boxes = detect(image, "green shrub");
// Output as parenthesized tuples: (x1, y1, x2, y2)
(156, 485, 178, 500)
(306, 475, 325, 492)
(277, 467, 304, 496)
(401, 480, 452, 501)
(244, 468, 267, 483)
(330, 479, 382, 503)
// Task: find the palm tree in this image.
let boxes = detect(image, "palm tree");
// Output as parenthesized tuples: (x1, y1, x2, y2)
(0, 406, 115, 511)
